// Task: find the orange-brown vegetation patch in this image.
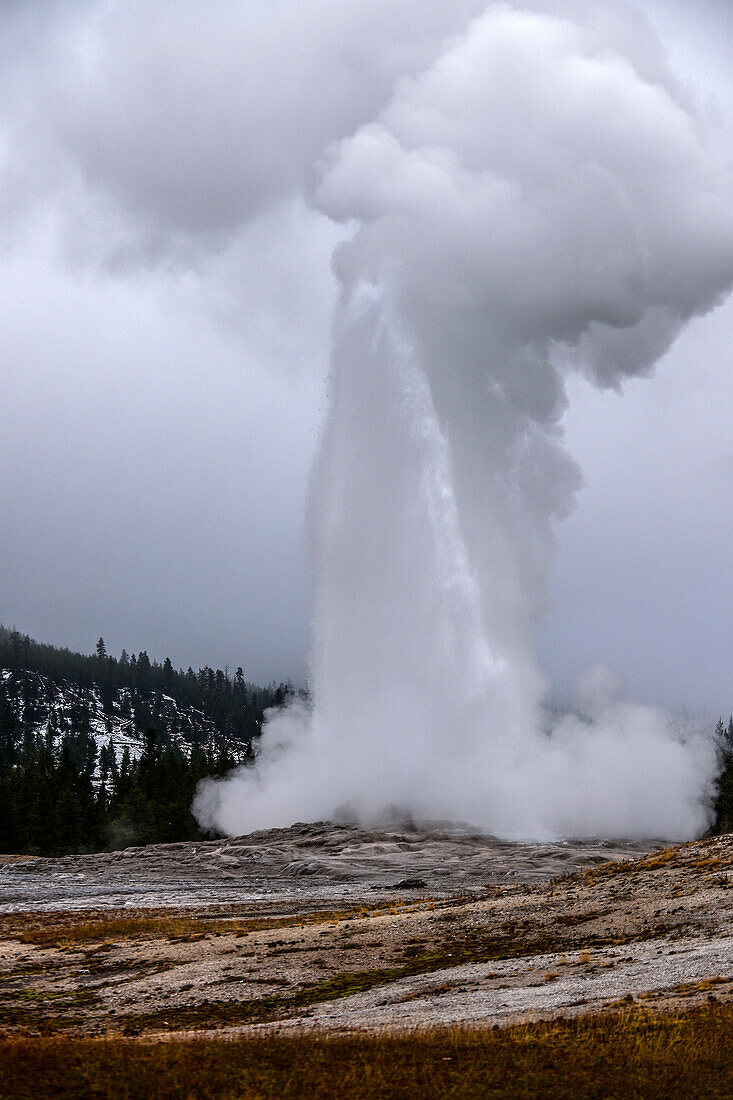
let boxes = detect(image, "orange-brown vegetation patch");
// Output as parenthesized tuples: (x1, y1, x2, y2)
(0, 900, 414, 948)
(2, 1004, 733, 1099)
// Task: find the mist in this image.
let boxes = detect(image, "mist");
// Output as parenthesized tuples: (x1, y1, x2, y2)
(195, 2, 732, 840)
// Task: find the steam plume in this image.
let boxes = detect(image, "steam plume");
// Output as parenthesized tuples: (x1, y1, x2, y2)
(195, 3, 733, 839)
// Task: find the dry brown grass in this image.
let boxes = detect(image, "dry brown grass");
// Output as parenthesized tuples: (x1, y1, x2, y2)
(587, 848, 679, 878)
(584, 840, 733, 883)
(0, 903, 411, 948)
(2, 1004, 733, 1098)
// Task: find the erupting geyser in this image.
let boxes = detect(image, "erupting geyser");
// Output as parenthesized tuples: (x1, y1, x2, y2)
(195, 3, 733, 840)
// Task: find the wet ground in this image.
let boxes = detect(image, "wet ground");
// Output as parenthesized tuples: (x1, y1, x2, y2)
(0, 821, 654, 912)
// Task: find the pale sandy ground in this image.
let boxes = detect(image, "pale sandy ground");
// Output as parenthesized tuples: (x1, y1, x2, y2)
(1, 824, 732, 1037)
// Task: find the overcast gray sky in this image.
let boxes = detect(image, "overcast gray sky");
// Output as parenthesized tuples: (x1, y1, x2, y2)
(0, 0, 731, 707)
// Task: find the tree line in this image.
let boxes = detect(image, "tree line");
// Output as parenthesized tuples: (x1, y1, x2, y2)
(0, 627, 297, 855)
(713, 717, 733, 835)
(0, 716, 237, 854)
(0, 625, 292, 746)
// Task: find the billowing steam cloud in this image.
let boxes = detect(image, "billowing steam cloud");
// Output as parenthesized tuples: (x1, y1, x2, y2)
(194, 2, 733, 840)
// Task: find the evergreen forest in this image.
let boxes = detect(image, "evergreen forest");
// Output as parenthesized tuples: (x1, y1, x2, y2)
(0, 626, 294, 855)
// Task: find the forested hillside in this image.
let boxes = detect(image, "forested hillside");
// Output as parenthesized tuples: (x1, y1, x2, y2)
(0, 627, 294, 854)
